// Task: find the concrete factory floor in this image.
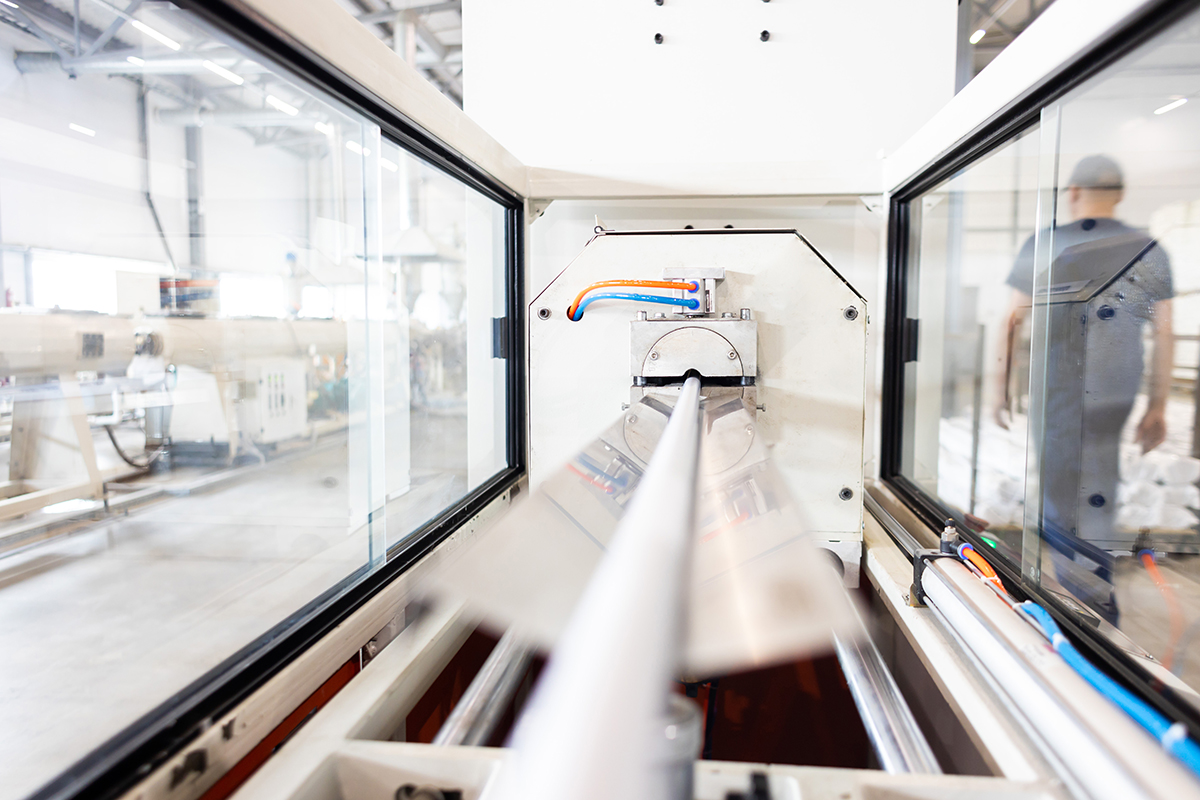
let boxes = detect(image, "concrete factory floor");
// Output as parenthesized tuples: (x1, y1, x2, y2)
(0, 409, 468, 800)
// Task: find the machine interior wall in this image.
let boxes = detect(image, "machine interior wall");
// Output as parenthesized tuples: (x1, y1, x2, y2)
(463, 0, 957, 194)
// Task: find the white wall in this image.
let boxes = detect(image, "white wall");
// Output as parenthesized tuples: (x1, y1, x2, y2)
(463, 0, 957, 196)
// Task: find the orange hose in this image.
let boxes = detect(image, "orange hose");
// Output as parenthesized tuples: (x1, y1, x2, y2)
(1141, 551, 1185, 670)
(566, 280, 698, 319)
(960, 544, 1005, 592)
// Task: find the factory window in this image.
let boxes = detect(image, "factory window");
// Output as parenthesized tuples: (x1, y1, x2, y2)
(893, 4, 1200, 719)
(0, 3, 517, 797)
(896, 125, 1041, 552)
(1021, 9, 1200, 692)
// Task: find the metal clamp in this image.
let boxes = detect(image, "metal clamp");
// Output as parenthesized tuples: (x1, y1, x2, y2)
(911, 550, 957, 607)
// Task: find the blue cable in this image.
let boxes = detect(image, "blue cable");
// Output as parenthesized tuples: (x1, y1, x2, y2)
(569, 293, 699, 321)
(1020, 601, 1200, 776)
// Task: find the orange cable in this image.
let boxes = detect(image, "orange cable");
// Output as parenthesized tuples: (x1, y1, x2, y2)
(960, 544, 1005, 592)
(566, 280, 698, 319)
(1141, 551, 1185, 670)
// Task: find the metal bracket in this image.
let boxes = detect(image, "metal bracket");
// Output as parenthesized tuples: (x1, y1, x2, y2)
(911, 550, 957, 607)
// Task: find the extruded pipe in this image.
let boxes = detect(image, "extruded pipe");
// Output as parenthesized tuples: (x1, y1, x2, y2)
(433, 629, 532, 747)
(502, 376, 703, 800)
(833, 602, 941, 774)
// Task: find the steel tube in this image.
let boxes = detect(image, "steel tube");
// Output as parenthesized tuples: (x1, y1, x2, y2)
(922, 560, 1197, 800)
(833, 601, 941, 774)
(433, 629, 531, 747)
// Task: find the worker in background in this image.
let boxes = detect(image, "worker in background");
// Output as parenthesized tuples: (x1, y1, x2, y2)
(994, 154, 1174, 624)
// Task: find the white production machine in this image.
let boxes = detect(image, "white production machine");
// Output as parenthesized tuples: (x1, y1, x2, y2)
(216, 228, 1070, 800)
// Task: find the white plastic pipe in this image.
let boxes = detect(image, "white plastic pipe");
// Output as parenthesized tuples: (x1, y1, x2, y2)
(499, 376, 703, 800)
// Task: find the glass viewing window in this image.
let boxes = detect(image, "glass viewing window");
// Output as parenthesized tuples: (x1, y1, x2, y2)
(896, 5, 1200, 715)
(0, 3, 515, 798)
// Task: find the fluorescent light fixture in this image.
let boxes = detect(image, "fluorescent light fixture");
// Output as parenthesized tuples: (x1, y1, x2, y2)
(68, 122, 96, 137)
(345, 141, 370, 156)
(969, 28, 986, 44)
(126, 55, 145, 66)
(1154, 97, 1187, 115)
(203, 60, 244, 86)
(131, 19, 181, 50)
(265, 95, 299, 116)
(315, 121, 334, 136)
(381, 158, 398, 172)
(0, 1, 20, 9)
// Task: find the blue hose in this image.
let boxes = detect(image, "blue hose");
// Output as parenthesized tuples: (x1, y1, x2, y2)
(1020, 601, 1200, 776)
(569, 293, 699, 321)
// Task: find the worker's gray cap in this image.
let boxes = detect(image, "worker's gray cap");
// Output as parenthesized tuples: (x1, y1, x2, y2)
(1068, 154, 1124, 190)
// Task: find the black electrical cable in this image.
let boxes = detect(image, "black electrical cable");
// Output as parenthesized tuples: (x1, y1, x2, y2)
(104, 425, 164, 469)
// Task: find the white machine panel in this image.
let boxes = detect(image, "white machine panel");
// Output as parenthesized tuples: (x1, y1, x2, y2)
(529, 229, 867, 543)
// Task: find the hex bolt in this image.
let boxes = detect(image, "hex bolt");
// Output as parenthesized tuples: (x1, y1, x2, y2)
(839, 487, 854, 501)
(728, 351, 737, 360)
(740, 308, 751, 320)
(654, 32, 664, 44)
(637, 310, 648, 321)
(843, 306, 859, 321)
(537, 307, 551, 320)
(653, 312, 666, 319)
(760, 30, 770, 41)
(650, 351, 659, 360)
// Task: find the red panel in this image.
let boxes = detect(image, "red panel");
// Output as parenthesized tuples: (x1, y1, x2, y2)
(200, 656, 361, 800)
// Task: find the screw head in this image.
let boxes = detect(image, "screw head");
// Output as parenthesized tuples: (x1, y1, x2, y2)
(1088, 493, 1106, 508)
(839, 487, 854, 501)
(653, 312, 666, 319)
(760, 29, 770, 41)
(650, 351, 659, 360)
(727, 351, 737, 360)
(537, 307, 551, 320)
(654, 32, 663, 44)
(843, 306, 859, 321)
(721, 311, 735, 319)
(627, 415, 638, 424)
(1097, 305, 1115, 320)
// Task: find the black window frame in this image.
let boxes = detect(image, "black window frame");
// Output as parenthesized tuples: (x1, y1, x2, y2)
(880, 0, 1200, 740)
(26, 2, 526, 799)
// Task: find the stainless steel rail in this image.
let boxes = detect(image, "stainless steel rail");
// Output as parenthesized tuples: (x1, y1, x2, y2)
(433, 629, 532, 747)
(834, 601, 941, 774)
(864, 491, 921, 558)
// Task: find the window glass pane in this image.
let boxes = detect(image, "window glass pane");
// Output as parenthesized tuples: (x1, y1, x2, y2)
(0, 3, 508, 796)
(377, 140, 507, 547)
(1026, 9, 1200, 695)
(899, 126, 1040, 563)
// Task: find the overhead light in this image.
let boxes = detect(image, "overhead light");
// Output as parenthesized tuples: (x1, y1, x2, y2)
(0, 0, 20, 9)
(266, 95, 298, 116)
(126, 55, 145, 66)
(68, 122, 96, 136)
(1154, 97, 1187, 115)
(131, 19, 181, 51)
(345, 141, 370, 156)
(203, 60, 244, 86)
(381, 158, 398, 172)
(315, 121, 334, 136)
(969, 28, 986, 44)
